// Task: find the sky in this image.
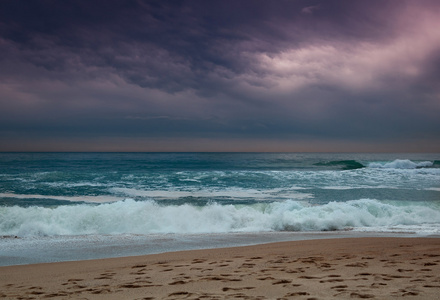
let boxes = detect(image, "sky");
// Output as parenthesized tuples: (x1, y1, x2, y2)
(1, 0, 440, 152)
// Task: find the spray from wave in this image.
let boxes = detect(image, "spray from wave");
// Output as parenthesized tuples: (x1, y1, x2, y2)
(313, 159, 439, 171)
(368, 159, 435, 169)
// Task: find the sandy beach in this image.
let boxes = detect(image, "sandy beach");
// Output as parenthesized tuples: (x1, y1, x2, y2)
(1, 237, 439, 299)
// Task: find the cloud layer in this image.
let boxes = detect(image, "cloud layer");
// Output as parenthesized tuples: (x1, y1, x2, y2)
(1, 0, 439, 151)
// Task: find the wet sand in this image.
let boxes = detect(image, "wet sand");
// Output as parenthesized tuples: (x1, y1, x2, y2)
(1, 237, 439, 299)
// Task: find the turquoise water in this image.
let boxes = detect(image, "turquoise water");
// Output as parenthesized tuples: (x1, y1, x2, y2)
(1, 152, 440, 266)
(1, 152, 439, 236)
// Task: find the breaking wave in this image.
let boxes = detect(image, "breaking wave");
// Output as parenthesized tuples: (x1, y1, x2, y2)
(1, 199, 439, 236)
(368, 159, 436, 169)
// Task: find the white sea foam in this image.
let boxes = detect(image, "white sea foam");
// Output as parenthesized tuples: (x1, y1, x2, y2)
(321, 185, 398, 190)
(46, 182, 106, 188)
(1, 199, 439, 236)
(321, 186, 358, 190)
(0, 193, 123, 203)
(109, 187, 312, 201)
(353, 224, 440, 235)
(369, 159, 433, 169)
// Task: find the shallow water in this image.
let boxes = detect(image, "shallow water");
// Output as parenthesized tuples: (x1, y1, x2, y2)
(0, 231, 428, 266)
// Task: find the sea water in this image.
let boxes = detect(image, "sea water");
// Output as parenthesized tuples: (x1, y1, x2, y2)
(1, 152, 439, 265)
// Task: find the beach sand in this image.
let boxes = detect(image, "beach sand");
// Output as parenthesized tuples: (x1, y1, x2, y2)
(1, 237, 439, 299)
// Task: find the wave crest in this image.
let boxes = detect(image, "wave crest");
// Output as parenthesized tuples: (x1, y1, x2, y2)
(368, 159, 434, 169)
(314, 160, 365, 170)
(1, 199, 439, 236)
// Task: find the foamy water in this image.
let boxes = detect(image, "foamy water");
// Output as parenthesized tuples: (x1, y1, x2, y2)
(1, 153, 439, 265)
(1, 199, 439, 236)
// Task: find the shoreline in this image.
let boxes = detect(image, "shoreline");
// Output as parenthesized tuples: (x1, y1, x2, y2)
(1, 237, 440, 299)
(1, 231, 429, 267)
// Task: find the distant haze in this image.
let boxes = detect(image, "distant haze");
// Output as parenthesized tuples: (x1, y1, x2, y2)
(1, 0, 439, 152)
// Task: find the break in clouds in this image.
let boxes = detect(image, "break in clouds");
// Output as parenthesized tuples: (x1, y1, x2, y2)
(1, 0, 440, 151)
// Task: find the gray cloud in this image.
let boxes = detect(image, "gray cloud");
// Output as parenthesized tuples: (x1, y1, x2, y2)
(0, 0, 439, 151)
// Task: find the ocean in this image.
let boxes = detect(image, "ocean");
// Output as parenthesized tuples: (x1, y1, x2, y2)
(1, 152, 439, 266)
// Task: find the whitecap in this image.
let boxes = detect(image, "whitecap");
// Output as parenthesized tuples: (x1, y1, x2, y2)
(1, 199, 439, 237)
(369, 159, 433, 169)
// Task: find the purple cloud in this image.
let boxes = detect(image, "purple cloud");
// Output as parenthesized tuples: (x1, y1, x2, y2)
(301, 5, 321, 14)
(0, 0, 439, 151)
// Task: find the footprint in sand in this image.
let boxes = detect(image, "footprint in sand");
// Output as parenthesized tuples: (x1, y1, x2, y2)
(173, 275, 191, 280)
(350, 292, 375, 298)
(119, 284, 144, 288)
(95, 275, 113, 279)
(27, 289, 45, 295)
(86, 288, 112, 294)
(319, 263, 333, 268)
(269, 258, 287, 264)
(424, 254, 440, 258)
(46, 292, 71, 297)
(169, 280, 188, 285)
(119, 282, 162, 289)
(216, 264, 230, 267)
(257, 276, 275, 281)
(222, 287, 255, 291)
(331, 284, 348, 292)
(67, 278, 84, 282)
(299, 275, 321, 279)
(285, 291, 310, 296)
(94, 276, 112, 280)
(272, 279, 292, 285)
(301, 256, 325, 264)
(168, 291, 192, 297)
(131, 269, 147, 275)
(285, 268, 301, 273)
(392, 288, 420, 297)
(371, 282, 387, 288)
(335, 254, 357, 260)
(423, 284, 440, 288)
(202, 276, 242, 282)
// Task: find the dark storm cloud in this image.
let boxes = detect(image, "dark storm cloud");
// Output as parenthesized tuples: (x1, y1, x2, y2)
(0, 0, 439, 151)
